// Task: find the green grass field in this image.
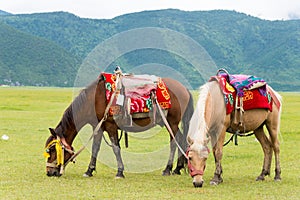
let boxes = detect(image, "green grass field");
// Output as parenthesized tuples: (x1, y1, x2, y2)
(0, 87, 299, 199)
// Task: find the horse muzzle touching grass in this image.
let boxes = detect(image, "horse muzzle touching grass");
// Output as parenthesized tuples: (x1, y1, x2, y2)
(44, 146, 74, 177)
(46, 164, 61, 177)
(186, 144, 210, 188)
(44, 129, 75, 177)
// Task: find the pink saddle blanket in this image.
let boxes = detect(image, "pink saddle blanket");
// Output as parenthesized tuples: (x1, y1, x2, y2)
(101, 73, 171, 115)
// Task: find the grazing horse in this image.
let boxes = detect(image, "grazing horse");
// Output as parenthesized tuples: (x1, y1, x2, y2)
(186, 76, 282, 187)
(44, 74, 194, 178)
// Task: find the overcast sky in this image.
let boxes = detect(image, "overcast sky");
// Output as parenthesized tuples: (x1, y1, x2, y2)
(1, 0, 300, 20)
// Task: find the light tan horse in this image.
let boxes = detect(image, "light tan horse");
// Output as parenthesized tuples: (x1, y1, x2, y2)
(187, 79, 282, 187)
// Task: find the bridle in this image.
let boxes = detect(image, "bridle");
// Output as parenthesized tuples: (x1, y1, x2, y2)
(44, 137, 75, 175)
(186, 146, 210, 177)
(43, 71, 122, 176)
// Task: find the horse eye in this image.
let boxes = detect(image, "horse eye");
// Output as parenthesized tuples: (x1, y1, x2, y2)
(188, 157, 192, 161)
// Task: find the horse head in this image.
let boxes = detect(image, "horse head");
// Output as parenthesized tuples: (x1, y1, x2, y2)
(187, 136, 210, 187)
(44, 128, 74, 177)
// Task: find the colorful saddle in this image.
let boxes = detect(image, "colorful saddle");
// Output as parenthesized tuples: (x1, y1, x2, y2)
(210, 70, 272, 115)
(100, 72, 171, 116)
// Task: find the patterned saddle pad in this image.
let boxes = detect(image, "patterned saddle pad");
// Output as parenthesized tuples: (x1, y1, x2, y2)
(100, 73, 171, 116)
(210, 75, 272, 115)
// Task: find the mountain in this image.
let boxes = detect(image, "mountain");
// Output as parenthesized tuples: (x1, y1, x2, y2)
(0, 9, 299, 90)
(0, 10, 12, 16)
(0, 21, 79, 86)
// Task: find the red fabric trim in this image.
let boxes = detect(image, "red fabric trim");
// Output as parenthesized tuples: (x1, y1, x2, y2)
(100, 73, 171, 115)
(210, 76, 273, 115)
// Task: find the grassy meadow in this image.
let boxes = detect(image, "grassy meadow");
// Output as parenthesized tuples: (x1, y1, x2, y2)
(0, 87, 299, 200)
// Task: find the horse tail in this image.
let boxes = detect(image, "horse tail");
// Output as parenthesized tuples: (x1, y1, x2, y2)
(181, 90, 194, 154)
(267, 85, 283, 134)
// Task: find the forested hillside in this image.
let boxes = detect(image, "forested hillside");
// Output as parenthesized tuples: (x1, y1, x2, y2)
(0, 21, 79, 86)
(0, 9, 299, 90)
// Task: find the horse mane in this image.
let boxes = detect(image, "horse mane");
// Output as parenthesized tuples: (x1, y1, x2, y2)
(188, 83, 210, 144)
(58, 79, 99, 137)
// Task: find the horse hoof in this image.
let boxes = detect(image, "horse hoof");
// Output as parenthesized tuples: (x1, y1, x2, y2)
(210, 181, 218, 186)
(83, 173, 92, 177)
(256, 176, 265, 181)
(172, 169, 181, 175)
(172, 165, 184, 175)
(83, 167, 95, 177)
(210, 177, 223, 185)
(274, 177, 281, 182)
(162, 165, 172, 176)
(162, 170, 171, 176)
(115, 175, 125, 179)
(115, 171, 125, 179)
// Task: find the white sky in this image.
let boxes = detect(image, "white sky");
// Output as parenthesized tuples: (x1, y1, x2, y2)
(0, 0, 300, 20)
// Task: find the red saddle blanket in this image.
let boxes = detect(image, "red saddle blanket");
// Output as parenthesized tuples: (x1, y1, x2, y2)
(210, 76, 273, 115)
(101, 73, 171, 115)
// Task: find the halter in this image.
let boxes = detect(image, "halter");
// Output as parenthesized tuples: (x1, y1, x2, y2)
(44, 137, 74, 175)
(186, 146, 210, 177)
(43, 71, 122, 176)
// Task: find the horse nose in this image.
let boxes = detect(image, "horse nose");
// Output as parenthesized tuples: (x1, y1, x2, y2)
(47, 171, 53, 177)
(47, 169, 61, 177)
(193, 180, 204, 188)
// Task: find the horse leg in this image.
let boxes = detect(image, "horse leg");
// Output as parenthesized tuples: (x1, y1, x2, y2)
(109, 131, 125, 178)
(162, 135, 176, 176)
(163, 120, 185, 176)
(173, 129, 186, 175)
(254, 126, 273, 181)
(84, 129, 103, 177)
(210, 127, 227, 185)
(266, 119, 281, 181)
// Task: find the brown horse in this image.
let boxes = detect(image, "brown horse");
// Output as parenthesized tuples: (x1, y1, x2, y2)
(186, 78, 282, 187)
(44, 74, 194, 177)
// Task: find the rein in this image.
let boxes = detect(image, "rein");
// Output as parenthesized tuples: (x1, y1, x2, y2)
(45, 72, 122, 175)
(155, 98, 188, 159)
(65, 72, 122, 167)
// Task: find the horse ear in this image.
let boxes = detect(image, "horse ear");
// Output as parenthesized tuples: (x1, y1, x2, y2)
(187, 135, 194, 145)
(49, 128, 56, 137)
